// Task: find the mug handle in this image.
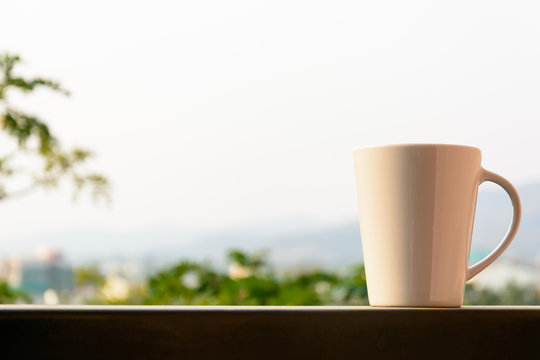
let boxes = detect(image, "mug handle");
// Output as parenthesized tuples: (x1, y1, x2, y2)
(466, 168, 522, 281)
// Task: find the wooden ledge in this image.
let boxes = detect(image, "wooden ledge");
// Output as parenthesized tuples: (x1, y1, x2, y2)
(0, 306, 539, 359)
(2, 304, 540, 311)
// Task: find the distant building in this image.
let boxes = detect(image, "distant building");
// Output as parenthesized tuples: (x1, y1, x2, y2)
(0, 248, 73, 302)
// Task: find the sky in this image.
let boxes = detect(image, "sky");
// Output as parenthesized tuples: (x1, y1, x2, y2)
(0, 1, 539, 255)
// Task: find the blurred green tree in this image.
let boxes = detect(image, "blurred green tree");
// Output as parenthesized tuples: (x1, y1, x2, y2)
(0, 53, 109, 201)
(276, 270, 339, 305)
(143, 249, 369, 306)
(464, 282, 540, 305)
(0, 280, 31, 304)
(79, 248, 540, 306)
(145, 261, 223, 305)
(333, 264, 368, 305)
(75, 265, 106, 288)
(501, 282, 540, 305)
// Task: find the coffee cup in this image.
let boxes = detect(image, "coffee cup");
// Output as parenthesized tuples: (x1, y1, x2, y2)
(353, 144, 521, 307)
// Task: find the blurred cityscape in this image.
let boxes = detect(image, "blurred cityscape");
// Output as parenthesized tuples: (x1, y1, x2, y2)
(3, 180, 538, 305)
(0, 176, 539, 305)
(1, 244, 539, 306)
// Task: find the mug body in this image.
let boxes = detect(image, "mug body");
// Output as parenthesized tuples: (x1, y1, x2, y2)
(353, 144, 481, 307)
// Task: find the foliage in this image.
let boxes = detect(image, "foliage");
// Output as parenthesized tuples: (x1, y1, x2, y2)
(0, 53, 109, 201)
(0, 247, 529, 306)
(75, 266, 106, 288)
(334, 264, 369, 305)
(145, 261, 222, 305)
(144, 249, 368, 305)
(227, 249, 269, 272)
(144, 250, 540, 306)
(464, 282, 540, 305)
(0, 280, 31, 304)
(74, 266, 146, 305)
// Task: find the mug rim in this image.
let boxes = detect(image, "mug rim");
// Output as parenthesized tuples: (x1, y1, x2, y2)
(353, 143, 481, 153)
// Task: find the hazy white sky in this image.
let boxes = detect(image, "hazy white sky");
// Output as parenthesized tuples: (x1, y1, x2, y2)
(1, 1, 539, 242)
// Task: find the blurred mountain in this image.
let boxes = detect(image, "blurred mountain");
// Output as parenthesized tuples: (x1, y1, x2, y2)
(472, 182, 540, 261)
(191, 182, 540, 268)
(184, 181, 540, 269)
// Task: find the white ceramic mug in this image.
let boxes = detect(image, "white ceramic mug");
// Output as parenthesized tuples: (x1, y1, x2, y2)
(353, 144, 521, 307)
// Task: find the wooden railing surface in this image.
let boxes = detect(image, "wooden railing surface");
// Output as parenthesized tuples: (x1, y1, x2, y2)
(0, 305, 539, 359)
